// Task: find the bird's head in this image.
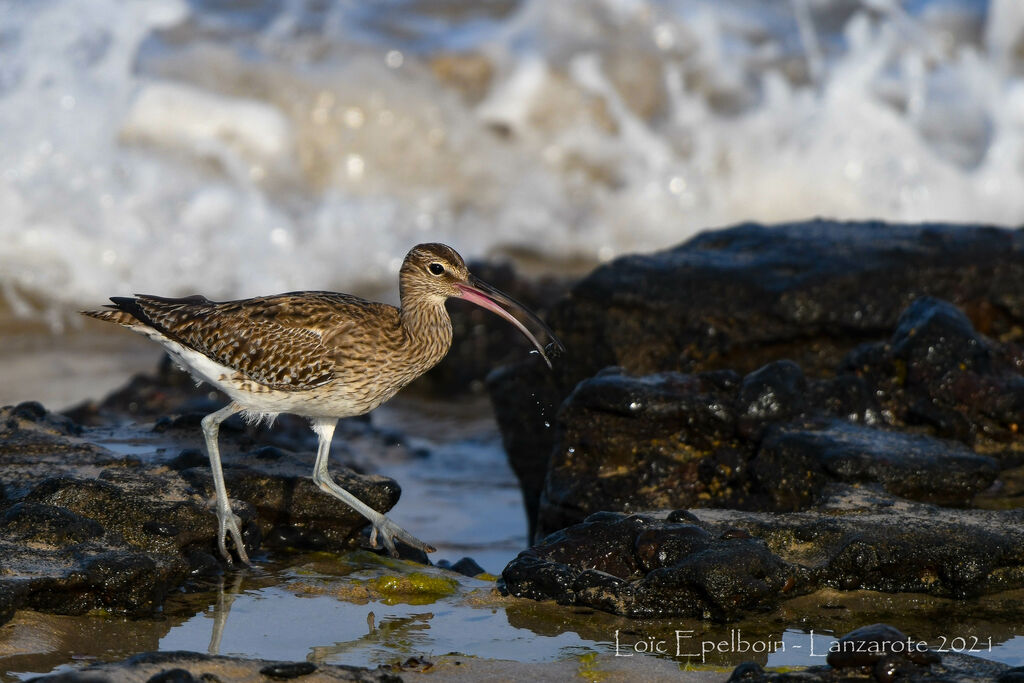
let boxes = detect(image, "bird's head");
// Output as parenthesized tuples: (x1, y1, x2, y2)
(400, 243, 564, 368)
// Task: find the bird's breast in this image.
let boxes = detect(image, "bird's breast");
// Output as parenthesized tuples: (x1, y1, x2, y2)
(328, 341, 448, 412)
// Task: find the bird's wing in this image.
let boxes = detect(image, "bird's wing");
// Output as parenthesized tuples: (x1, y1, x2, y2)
(116, 292, 392, 391)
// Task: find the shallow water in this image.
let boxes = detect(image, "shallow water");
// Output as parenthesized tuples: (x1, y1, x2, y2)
(2, 358, 1024, 678)
(6, 553, 1024, 679)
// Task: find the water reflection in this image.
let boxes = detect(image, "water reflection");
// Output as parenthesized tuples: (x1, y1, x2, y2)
(4, 551, 1023, 680)
(160, 553, 594, 667)
(167, 554, 1024, 671)
(207, 573, 245, 655)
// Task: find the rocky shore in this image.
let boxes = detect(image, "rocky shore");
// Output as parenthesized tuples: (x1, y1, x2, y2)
(2, 219, 1022, 680)
(493, 220, 1024, 576)
(491, 220, 1024, 678)
(0, 349, 453, 624)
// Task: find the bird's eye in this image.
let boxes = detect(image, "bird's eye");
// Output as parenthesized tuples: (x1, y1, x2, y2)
(428, 263, 445, 275)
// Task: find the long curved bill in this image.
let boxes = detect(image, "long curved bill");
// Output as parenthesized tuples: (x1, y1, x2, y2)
(456, 275, 565, 369)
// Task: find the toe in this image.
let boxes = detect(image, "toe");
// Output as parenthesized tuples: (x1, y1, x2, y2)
(380, 528, 399, 557)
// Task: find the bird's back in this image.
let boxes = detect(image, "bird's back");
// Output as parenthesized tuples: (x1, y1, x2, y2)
(83, 292, 404, 395)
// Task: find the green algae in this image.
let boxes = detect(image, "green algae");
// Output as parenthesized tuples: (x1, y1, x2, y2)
(576, 650, 608, 681)
(362, 571, 460, 605)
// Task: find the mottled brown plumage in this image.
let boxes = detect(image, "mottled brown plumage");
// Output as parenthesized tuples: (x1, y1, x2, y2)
(83, 243, 562, 564)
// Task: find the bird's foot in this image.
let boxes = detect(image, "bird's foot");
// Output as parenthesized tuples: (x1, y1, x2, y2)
(369, 516, 436, 558)
(215, 506, 251, 566)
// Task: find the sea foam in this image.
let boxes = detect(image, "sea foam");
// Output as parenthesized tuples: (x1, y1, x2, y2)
(1, 0, 1021, 327)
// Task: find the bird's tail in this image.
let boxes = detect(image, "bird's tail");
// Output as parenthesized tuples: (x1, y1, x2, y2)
(81, 299, 141, 327)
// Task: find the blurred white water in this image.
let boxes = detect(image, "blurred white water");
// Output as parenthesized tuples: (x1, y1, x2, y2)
(1, 0, 1023, 328)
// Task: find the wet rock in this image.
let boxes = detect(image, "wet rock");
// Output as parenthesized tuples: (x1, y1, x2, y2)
(504, 488, 1024, 618)
(537, 368, 748, 536)
(825, 623, 939, 669)
(185, 549, 222, 577)
(501, 553, 576, 605)
(1000, 668, 1024, 683)
(535, 362, 1000, 535)
(11, 401, 81, 435)
(637, 537, 798, 619)
(1, 502, 104, 545)
(727, 661, 767, 681)
(25, 650, 403, 682)
(727, 625, 1011, 682)
(502, 511, 800, 619)
(12, 400, 47, 420)
(634, 523, 715, 572)
(450, 557, 485, 577)
(179, 455, 398, 552)
(842, 297, 1024, 449)
(701, 487, 1024, 599)
(166, 448, 207, 471)
(751, 420, 999, 511)
(259, 660, 317, 678)
(558, 222, 1024, 380)
(0, 451, 202, 618)
(435, 556, 487, 578)
(737, 360, 808, 438)
(0, 397, 405, 626)
(490, 221, 1024, 532)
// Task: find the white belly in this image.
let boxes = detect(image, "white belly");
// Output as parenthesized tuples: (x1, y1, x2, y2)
(142, 330, 363, 420)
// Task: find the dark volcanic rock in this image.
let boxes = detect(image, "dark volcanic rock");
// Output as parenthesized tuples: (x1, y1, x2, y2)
(727, 624, 1011, 682)
(25, 650, 403, 682)
(553, 221, 1024, 381)
(825, 623, 939, 669)
(503, 510, 802, 619)
(535, 363, 1000, 536)
(697, 487, 1024, 599)
(843, 297, 1024, 447)
(0, 397, 403, 626)
(536, 368, 748, 535)
(737, 360, 809, 438)
(751, 420, 998, 511)
(492, 221, 1024, 631)
(435, 556, 488, 578)
(504, 487, 1024, 618)
(178, 453, 399, 551)
(490, 221, 1024, 536)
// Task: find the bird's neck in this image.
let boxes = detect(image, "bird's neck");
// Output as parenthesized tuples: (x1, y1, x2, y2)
(398, 296, 454, 365)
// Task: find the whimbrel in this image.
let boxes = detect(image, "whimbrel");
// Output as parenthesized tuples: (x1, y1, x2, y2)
(83, 243, 563, 564)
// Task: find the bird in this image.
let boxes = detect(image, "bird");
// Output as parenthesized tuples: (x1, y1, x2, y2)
(83, 243, 563, 565)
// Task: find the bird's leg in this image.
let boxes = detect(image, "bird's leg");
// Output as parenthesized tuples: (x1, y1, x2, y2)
(310, 417, 436, 558)
(201, 402, 251, 565)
